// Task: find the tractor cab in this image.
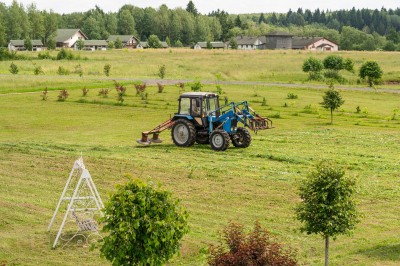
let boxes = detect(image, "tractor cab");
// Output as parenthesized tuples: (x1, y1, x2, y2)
(176, 92, 220, 127)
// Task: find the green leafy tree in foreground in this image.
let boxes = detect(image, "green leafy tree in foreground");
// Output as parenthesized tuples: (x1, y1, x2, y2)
(320, 84, 344, 124)
(323, 54, 344, 80)
(295, 161, 361, 266)
(359, 61, 383, 87)
(229, 38, 238, 49)
(148, 34, 163, 48)
(103, 64, 111, 77)
(302, 56, 324, 80)
(114, 37, 123, 49)
(76, 37, 84, 50)
(24, 37, 33, 51)
(9, 62, 19, 74)
(99, 178, 190, 265)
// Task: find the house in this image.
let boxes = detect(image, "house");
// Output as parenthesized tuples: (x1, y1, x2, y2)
(74, 40, 108, 51)
(193, 42, 228, 49)
(137, 41, 169, 49)
(235, 36, 262, 50)
(8, 40, 44, 51)
(55, 29, 87, 48)
(258, 31, 294, 50)
(292, 37, 339, 51)
(107, 35, 140, 48)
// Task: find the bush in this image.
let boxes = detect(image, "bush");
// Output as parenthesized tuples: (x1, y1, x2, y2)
(115, 37, 123, 49)
(38, 51, 54, 60)
(107, 41, 115, 49)
(229, 38, 238, 49)
(74, 64, 83, 77)
(98, 88, 109, 98)
(57, 66, 70, 75)
(175, 40, 183, 47)
(104, 64, 111, 76)
(99, 178, 189, 265)
(9, 62, 18, 74)
(76, 37, 84, 50)
(114, 81, 126, 95)
(287, 92, 298, 99)
(323, 55, 345, 81)
(134, 83, 146, 95)
(24, 38, 33, 51)
(82, 87, 89, 96)
(158, 64, 166, 79)
(157, 83, 164, 93)
(41, 87, 48, 101)
(33, 66, 44, 75)
(57, 48, 74, 60)
(208, 221, 298, 265)
(46, 36, 56, 50)
(302, 56, 323, 80)
(148, 34, 163, 48)
(359, 61, 383, 87)
(57, 89, 69, 101)
(190, 79, 202, 92)
(261, 97, 267, 106)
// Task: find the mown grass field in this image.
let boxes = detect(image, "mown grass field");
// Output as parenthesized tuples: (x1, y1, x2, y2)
(0, 50, 400, 265)
(0, 48, 400, 94)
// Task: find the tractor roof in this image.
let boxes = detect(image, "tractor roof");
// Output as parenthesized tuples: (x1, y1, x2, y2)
(180, 92, 218, 98)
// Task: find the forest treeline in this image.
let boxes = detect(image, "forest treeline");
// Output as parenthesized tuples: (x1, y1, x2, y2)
(1, 0, 400, 51)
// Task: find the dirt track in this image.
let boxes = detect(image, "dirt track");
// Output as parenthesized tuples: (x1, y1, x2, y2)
(1, 74, 399, 94)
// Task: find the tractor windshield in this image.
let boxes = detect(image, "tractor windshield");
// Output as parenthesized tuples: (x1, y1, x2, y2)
(179, 98, 190, 115)
(204, 97, 218, 116)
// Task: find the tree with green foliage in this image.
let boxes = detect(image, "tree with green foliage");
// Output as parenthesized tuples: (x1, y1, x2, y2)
(302, 56, 324, 80)
(76, 37, 84, 50)
(165, 36, 171, 47)
(206, 40, 212, 49)
(359, 60, 383, 87)
(46, 36, 56, 50)
(118, 9, 136, 35)
(99, 178, 189, 265)
(24, 37, 32, 51)
(323, 55, 344, 80)
(343, 58, 355, 73)
(383, 40, 396, 51)
(295, 161, 361, 266)
(147, 34, 163, 48)
(107, 41, 114, 49)
(229, 37, 238, 49)
(9, 62, 18, 74)
(175, 40, 183, 47)
(320, 84, 345, 124)
(103, 64, 111, 76)
(114, 37, 123, 49)
(186, 1, 198, 16)
(386, 27, 399, 44)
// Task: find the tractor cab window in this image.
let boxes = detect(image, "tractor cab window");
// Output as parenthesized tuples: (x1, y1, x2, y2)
(203, 97, 219, 116)
(191, 98, 201, 116)
(179, 98, 190, 115)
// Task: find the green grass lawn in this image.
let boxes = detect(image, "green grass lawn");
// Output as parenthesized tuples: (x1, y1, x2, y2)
(1, 49, 400, 94)
(0, 79, 400, 265)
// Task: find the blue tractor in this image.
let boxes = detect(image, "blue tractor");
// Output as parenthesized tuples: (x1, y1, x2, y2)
(137, 92, 273, 151)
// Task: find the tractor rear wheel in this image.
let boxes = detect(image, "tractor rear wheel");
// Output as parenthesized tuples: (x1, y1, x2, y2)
(196, 134, 209, 144)
(171, 119, 196, 147)
(210, 130, 230, 151)
(231, 127, 252, 148)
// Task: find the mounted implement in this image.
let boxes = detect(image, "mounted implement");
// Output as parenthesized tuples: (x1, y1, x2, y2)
(137, 92, 273, 151)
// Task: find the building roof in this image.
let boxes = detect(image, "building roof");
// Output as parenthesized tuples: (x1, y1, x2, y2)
(138, 41, 168, 48)
(9, 40, 43, 46)
(235, 36, 259, 45)
(292, 37, 322, 49)
(83, 40, 108, 46)
(107, 35, 139, 43)
(139, 42, 148, 48)
(160, 41, 169, 48)
(55, 29, 87, 43)
(195, 42, 227, 48)
(265, 31, 294, 37)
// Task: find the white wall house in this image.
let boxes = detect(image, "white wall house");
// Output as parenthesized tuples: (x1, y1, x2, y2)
(107, 35, 140, 48)
(8, 40, 44, 51)
(235, 36, 262, 50)
(292, 37, 339, 51)
(55, 29, 88, 48)
(74, 40, 107, 51)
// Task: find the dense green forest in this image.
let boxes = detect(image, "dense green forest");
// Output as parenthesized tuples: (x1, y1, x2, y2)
(0, 0, 400, 50)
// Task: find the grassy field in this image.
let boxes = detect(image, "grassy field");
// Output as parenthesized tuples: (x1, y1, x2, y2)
(0, 49, 400, 94)
(1, 50, 400, 265)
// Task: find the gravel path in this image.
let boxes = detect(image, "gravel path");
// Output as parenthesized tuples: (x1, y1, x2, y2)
(1, 74, 399, 94)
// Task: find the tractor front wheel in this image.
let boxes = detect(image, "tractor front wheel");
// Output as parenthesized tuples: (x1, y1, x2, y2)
(210, 130, 230, 151)
(171, 119, 196, 147)
(231, 127, 252, 148)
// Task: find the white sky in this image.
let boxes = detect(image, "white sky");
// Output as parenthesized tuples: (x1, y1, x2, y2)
(2, 0, 399, 14)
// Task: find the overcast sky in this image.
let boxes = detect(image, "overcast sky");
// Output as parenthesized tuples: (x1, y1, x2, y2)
(2, 0, 399, 14)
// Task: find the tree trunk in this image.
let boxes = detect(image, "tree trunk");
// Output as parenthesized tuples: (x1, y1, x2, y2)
(330, 108, 333, 124)
(325, 236, 329, 266)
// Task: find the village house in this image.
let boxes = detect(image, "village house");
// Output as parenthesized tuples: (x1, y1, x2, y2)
(193, 42, 228, 49)
(235, 36, 262, 50)
(74, 40, 108, 51)
(107, 35, 140, 48)
(292, 36, 339, 51)
(55, 29, 87, 48)
(8, 40, 44, 51)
